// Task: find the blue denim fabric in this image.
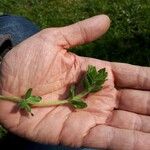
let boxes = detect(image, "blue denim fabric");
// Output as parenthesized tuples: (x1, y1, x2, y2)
(0, 15, 95, 150)
(0, 15, 39, 46)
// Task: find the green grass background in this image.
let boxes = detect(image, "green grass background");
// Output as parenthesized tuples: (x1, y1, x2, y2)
(0, 0, 150, 66)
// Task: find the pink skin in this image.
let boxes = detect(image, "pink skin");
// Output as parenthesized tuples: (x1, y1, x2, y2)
(0, 15, 150, 150)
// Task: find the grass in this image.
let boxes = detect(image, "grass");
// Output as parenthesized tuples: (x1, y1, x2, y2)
(0, 0, 150, 66)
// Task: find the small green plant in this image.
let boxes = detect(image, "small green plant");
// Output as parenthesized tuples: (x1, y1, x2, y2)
(0, 65, 107, 115)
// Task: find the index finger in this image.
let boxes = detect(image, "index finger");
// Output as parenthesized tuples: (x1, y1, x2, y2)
(111, 62, 150, 90)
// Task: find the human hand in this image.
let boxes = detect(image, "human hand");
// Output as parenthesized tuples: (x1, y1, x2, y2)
(0, 15, 150, 150)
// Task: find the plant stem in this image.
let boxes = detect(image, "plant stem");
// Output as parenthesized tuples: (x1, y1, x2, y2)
(0, 94, 69, 106)
(0, 90, 89, 107)
(32, 100, 69, 107)
(0, 95, 21, 102)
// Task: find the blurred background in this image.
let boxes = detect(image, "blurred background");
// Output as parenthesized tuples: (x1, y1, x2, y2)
(0, 0, 150, 66)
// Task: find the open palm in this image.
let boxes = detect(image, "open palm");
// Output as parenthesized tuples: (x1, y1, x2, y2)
(0, 15, 150, 150)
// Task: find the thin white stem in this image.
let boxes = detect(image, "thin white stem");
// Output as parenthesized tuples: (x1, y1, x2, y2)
(0, 95, 21, 102)
(32, 100, 69, 107)
(0, 95, 69, 107)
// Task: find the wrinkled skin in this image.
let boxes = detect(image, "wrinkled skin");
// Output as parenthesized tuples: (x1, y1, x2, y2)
(0, 15, 150, 150)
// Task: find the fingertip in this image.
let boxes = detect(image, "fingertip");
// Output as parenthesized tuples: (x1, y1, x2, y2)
(59, 14, 111, 48)
(100, 14, 111, 24)
(97, 14, 111, 33)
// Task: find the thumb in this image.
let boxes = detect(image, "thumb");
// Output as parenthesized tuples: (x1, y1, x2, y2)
(59, 14, 110, 48)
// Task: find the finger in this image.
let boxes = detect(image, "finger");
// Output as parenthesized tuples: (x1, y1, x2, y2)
(59, 15, 110, 48)
(111, 62, 150, 90)
(83, 125, 150, 150)
(118, 89, 150, 115)
(107, 110, 150, 133)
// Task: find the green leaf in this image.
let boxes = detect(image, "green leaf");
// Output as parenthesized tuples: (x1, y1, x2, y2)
(88, 65, 97, 79)
(0, 125, 7, 139)
(83, 76, 91, 91)
(18, 99, 31, 112)
(24, 88, 32, 99)
(69, 85, 76, 98)
(18, 88, 42, 115)
(98, 68, 108, 82)
(69, 99, 87, 109)
(27, 96, 42, 104)
(24, 104, 31, 113)
(83, 66, 108, 93)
